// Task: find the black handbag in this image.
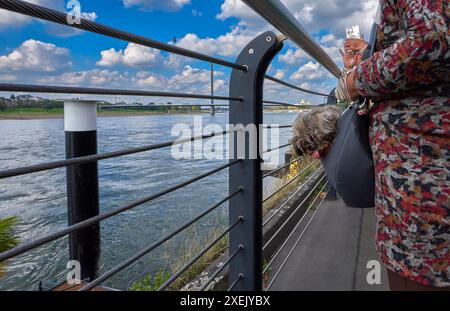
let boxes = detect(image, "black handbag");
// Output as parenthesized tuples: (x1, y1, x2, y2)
(320, 106, 375, 208)
(321, 22, 379, 208)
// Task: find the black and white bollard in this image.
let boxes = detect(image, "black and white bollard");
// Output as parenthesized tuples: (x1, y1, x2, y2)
(64, 100, 100, 281)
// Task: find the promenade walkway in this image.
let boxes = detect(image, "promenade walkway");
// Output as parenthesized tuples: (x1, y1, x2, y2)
(268, 197, 389, 291)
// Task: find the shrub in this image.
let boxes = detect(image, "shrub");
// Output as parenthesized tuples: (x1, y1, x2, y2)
(0, 217, 19, 277)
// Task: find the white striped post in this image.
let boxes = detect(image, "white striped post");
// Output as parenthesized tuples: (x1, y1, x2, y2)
(64, 100, 100, 281)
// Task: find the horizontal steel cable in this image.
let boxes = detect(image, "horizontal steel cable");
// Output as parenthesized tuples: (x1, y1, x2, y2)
(80, 213, 243, 291)
(265, 75, 335, 98)
(263, 167, 323, 226)
(263, 160, 319, 203)
(0, 160, 241, 262)
(100, 104, 231, 108)
(263, 125, 292, 129)
(227, 273, 244, 291)
(200, 245, 244, 291)
(0, 83, 240, 101)
(0, 0, 245, 71)
(263, 180, 328, 275)
(115, 188, 243, 289)
(262, 156, 304, 179)
(265, 183, 329, 290)
(263, 174, 326, 252)
(262, 100, 311, 108)
(263, 143, 290, 154)
(0, 130, 231, 179)
(157, 216, 244, 291)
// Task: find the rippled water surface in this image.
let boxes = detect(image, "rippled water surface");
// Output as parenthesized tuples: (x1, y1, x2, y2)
(0, 112, 296, 290)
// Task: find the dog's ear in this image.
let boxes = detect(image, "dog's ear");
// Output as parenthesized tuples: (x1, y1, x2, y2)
(291, 136, 304, 157)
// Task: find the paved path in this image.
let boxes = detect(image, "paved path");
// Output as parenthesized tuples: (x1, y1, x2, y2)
(267, 198, 389, 291)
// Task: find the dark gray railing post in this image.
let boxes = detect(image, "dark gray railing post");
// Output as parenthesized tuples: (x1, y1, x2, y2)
(64, 100, 101, 281)
(210, 62, 216, 116)
(228, 31, 283, 291)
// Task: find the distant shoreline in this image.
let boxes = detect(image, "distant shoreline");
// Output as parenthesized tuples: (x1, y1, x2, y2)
(0, 111, 218, 120)
(0, 109, 295, 120)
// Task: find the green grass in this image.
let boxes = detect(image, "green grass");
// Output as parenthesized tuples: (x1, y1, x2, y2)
(0, 107, 209, 118)
(128, 270, 171, 291)
(0, 107, 63, 116)
(0, 107, 302, 119)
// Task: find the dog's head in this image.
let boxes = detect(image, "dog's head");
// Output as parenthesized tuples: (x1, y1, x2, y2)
(291, 105, 341, 158)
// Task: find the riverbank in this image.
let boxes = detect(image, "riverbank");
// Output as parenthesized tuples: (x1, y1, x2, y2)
(0, 108, 214, 120)
(0, 108, 295, 120)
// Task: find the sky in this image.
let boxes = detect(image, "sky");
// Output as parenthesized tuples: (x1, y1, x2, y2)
(0, 0, 379, 105)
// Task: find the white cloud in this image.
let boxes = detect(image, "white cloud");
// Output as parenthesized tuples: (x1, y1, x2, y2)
(216, 0, 260, 22)
(39, 69, 133, 87)
(133, 71, 164, 88)
(317, 33, 344, 65)
(217, 0, 379, 38)
(319, 34, 337, 44)
(279, 33, 344, 70)
(290, 61, 329, 82)
(0, 0, 97, 35)
(45, 11, 98, 37)
(122, 0, 191, 11)
(278, 48, 304, 65)
(161, 66, 221, 91)
(31, 65, 228, 103)
(0, 39, 72, 73)
(0, 10, 29, 27)
(274, 69, 285, 79)
(0, 0, 56, 28)
(97, 43, 162, 67)
(176, 27, 256, 57)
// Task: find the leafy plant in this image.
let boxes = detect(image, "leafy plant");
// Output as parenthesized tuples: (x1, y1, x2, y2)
(0, 217, 19, 277)
(129, 270, 171, 291)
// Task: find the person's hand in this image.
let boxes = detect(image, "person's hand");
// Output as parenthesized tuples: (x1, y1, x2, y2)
(339, 48, 363, 69)
(346, 70, 360, 101)
(344, 38, 368, 54)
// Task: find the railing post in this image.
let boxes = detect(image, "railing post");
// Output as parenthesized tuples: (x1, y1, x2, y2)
(228, 31, 283, 291)
(64, 100, 101, 281)
(210, 62, 216, 116)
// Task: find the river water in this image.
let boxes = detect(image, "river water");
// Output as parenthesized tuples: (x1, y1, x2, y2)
(0, 112, 297, 290)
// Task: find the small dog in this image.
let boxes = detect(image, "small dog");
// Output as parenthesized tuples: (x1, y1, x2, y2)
(291, 105, 341, 159)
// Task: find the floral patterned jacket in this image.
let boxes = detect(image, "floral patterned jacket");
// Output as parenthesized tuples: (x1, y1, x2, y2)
(354, 0, 449, 287)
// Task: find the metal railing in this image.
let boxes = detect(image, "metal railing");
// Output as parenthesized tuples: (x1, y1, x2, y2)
(0, 0, 337, 291)
(243, 0, 340, 77)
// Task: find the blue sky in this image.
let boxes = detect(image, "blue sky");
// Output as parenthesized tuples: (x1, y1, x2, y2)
(1, 1, 238, 68)
(0, 0, 378, 104)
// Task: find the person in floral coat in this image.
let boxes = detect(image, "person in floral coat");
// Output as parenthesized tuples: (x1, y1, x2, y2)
(343, 0, 449, 289)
